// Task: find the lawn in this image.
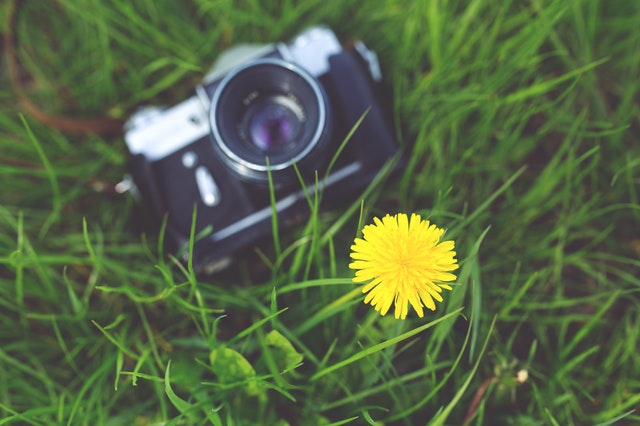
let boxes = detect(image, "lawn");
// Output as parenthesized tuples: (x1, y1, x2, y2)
(1, 0, 639, 425)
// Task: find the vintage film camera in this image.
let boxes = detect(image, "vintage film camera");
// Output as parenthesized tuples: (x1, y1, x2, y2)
(122, 26, 399, 271)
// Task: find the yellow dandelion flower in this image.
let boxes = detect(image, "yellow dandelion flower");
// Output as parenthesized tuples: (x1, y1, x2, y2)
(349, 213, 459, 320)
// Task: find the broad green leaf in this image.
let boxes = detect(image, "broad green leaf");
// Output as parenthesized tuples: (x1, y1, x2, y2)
(265, 329, 304, 372)
(209, 346, 261, 396)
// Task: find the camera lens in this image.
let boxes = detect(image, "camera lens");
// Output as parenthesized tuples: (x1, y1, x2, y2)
(210, 59, 331, 184)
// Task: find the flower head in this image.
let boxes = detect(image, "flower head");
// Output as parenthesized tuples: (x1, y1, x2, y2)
(349, 213, 458, 319)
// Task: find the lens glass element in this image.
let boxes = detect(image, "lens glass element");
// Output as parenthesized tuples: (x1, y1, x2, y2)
(244, 95, 303, 152)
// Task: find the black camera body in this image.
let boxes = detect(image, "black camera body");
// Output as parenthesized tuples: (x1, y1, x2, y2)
(123, 26, 399, 271)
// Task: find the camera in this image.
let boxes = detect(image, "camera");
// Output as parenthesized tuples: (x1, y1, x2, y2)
(122, 26, 400, 271)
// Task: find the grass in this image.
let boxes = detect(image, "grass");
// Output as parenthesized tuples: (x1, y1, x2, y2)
(1, 0, 639, 424)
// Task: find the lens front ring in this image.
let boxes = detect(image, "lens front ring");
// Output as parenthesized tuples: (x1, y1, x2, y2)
(209, 58, 330, 181)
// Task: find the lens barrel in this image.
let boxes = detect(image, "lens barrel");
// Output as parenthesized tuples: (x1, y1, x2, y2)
(210, 59, 331, 184)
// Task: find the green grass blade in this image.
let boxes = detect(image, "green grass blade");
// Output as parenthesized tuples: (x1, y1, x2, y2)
(310, 308, 463, 381)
